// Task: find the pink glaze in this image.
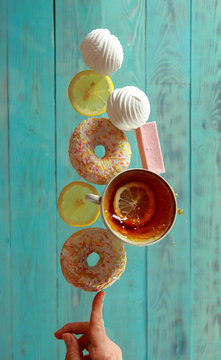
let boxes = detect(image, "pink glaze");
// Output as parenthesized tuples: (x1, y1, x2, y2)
(135, 122, 165, 174)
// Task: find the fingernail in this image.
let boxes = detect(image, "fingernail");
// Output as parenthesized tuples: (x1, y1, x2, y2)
(63, 333, 71, 345)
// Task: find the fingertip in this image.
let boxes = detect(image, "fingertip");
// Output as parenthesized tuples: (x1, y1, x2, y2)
(54, 331, 62, 339)
(96, 291, 105, 302)
(92, 291, 105, 309)
(62, 332, 69, 341)
(62, 332, 74, 346)
(100, 291, 105, 299)
(100, 291, 105, 305)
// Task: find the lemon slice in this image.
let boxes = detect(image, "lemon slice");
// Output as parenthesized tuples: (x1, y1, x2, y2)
(68, 70, 114, 116)
(113, 181, 156, 227)
(57, 182, 100, 227)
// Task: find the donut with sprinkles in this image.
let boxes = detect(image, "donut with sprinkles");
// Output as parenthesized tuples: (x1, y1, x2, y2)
(60, 228, 127, 291)
(69, 117, 131, 185)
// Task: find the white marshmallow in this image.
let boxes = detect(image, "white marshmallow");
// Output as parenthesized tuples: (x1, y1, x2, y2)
(80, 29, 123, 76)
(106, 86, 151, 131)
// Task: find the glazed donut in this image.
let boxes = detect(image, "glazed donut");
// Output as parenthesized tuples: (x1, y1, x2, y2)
(60, 228, 127, 292)
(69, 117, 131, 185)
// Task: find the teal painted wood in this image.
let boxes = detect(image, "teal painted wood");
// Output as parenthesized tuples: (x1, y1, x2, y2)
(55, 1, 103, 358)
(1, 1, 221, 359)
(101, 1, 147, 359)
(7, 0, 57, 359)
(0, 1, 11, 359)
(191, 0, 221, 359)
(146, 1, 191, 359)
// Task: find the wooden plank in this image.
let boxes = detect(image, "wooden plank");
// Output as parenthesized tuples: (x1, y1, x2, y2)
(0, 1, 11, 358)
(191, 1, 221, 359)
(102, 1, 147, 359)
(8, 0, 57, 358)
(146, 1, 191, 359)
(55, 1, 103, 358)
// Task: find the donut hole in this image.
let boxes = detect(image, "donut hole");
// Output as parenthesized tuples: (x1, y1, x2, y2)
(87, 252, 100, 267)
(95, 145, 106, 159)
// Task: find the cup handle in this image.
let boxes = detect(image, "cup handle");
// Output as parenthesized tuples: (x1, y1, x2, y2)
(86, 193, 101, 205)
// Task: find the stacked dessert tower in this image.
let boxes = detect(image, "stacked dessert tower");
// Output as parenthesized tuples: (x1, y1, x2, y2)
(57, 29, 165, 292)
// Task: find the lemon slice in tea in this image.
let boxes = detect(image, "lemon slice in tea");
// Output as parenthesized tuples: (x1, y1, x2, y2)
(113, 181, 156, 227)
(57, 181, 100, 227)
(68, 70, 114, 116)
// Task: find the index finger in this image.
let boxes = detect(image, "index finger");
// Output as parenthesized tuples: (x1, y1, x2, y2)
(90, 292, 106, 344)
(54, 322, 89, 339)
(90, 292, 105, 326)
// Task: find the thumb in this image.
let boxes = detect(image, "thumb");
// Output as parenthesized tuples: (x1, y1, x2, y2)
(63, 333, 83, 360)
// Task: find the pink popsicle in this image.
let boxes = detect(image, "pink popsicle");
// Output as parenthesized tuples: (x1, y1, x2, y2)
(135, 122, 165, 174)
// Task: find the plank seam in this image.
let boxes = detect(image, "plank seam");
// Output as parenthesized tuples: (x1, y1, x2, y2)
(7, 0, 12, 356)
(53, 0, 58, 359)
(189, 0, 193, 358)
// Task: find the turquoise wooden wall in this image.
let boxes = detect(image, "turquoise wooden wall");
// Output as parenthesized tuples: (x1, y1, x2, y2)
(0, 0, 220, 359)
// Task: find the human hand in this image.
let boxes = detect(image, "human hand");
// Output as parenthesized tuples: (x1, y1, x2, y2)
(54, 292, 122, 360)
